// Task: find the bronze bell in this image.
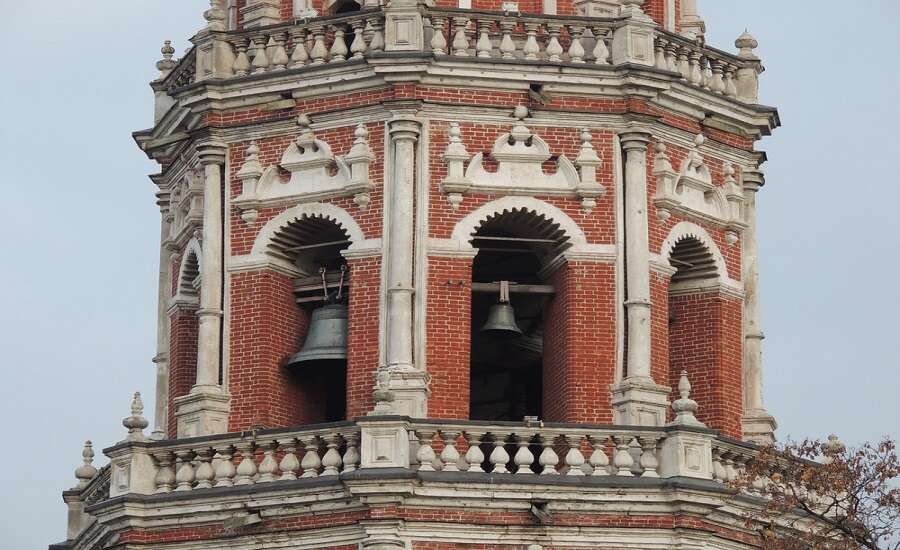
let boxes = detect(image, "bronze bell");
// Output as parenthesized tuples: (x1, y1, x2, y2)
(287, 266, 349, 367)
(286, 303, 348, 366)
(480, 280, 523, 337)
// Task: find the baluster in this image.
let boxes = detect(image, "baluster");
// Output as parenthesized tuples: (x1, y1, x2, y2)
(545, 23, 563, 63)
(430, 17, 448, 55)
(278, 439, 300, 481)
(300, 436, 322, 478)
(271, 32, 289, 70)
(289, 28, 310, 68)
(194, 448, 215, 489)
(174, 450, 196, 491)
(488, 432, 511, 474)
(654, 38, 667, 70)
(499, 20, 516, 59)
(213, 446, 235, 488)
(629, 438, 644, 476)
(451, 16, 470, 57)
(710, 59, 726, 94)
(464, 431, 486, 473)
(724, 64, 738, 97)
(309, 26, 328, 64)
(265, 34, 277, 61)
(153, 451, 176, 494)
(365, 17, 384, 54)
(591, 27, 609, 65)
(342, 433, 360, 473)
(723, 452, 738, 482)
(612, 436, 635, 477)
(475, 20, 493, 58)
(415, 430, 437, 472)
(257, 441, 279, 482)
(639, 437, 660, 478)
(513, 432, 535, 474)
(568, 25, 585, 64)
(350, 20, 367, 59)
(563, 434, 585, 476)
(711, 448, 727, 482)
(321, 433, 343, 476)
(588, 435, 610, 476)
(232, 38, 251, 76)
(701, 56, 712, 90)
(523, 23, 540, 61)
(330, 25, 349, 62)
(440, 431, 462, 472)
(689, 50, 703, 85)
(538, 433, 560, 475)
(251, 36, 270, 74)
(677, 45, 691, 80)
(234, 442, 257, 486)
(664, 40, 678, 72)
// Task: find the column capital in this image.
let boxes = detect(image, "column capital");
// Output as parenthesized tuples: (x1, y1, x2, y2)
(197, 142, 228, 165)
(388, 118, 421, 142)
(619, 130, 653, 151)
(742, 169, 765, 193)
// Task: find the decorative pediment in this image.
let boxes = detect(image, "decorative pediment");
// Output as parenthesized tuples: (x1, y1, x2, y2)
(165, 168, 204, 248)
(234, 115, 375, 225)
(440, 106, 605, 213)
(653, 135, 746, 244)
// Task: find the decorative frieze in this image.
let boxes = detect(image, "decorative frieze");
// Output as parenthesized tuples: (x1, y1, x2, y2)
(234, 115, 376, 223)
(652, 135, 746, 244)
(440, 107, 605, 213)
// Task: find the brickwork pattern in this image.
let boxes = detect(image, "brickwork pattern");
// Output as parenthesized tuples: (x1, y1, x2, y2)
(346, 256, 381, 418)
(168, 308, 198, 436)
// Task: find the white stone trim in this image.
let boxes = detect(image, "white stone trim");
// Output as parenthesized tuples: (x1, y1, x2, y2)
(250, 202, 371, 256)
(448, 196, 590, 254)
(174, 237, 203, 302)
(659, 221, 730, 281)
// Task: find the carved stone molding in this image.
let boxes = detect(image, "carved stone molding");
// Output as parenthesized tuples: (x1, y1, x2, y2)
(652, 135, 746, 245)
(234, 115, 375, 224)
(164, 168, 204, 248)
(440, 106, 605, 213)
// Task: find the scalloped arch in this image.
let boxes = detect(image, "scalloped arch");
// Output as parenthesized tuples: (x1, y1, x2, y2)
(659, 221, 729, 280)
(251, 202, 366, 257)
(175, 237, 202, 297)
(450, 196, 588, 253)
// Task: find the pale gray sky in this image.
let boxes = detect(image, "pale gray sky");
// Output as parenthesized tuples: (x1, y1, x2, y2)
(0, 1, 896, 547)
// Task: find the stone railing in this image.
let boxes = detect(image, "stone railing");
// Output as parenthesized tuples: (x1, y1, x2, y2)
(653, 30, 755, 102)
(410, 420, 668, 477)
(135, 421, 360, 495)
(424, 8, 616, 64)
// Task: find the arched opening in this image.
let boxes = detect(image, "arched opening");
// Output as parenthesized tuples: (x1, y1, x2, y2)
(666, 235, 720, 425)
(269, 215, 353, 423)
(168, 247, 201, 436)
(468, 209, 570, 421)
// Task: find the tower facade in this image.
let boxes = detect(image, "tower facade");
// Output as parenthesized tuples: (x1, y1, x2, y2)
(54, 0, 782, 548)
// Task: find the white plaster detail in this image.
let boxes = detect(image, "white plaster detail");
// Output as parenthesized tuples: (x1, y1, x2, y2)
(659, 221, 732, 283)
(166, 168, 204, 248)
(173, 237, 202, 304)
(251, 202, 368, 256)
(440, 107, 600, 208)
(233, 116, 375, 216)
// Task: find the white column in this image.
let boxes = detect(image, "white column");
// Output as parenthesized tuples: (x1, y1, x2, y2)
(151, 215, 172, 440)
(195, 145, 226, 391)
(611, 131, 670, 427)
(680, 0, 706, 39)
(741, 169, 777, 445)
(173, 143, 230, 438)
(386, 120, 419, 372)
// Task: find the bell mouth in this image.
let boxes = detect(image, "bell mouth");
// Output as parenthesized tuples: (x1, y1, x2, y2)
(479, 302, 523, 337)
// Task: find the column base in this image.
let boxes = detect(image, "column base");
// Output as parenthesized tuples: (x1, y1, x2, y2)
(742, 410, 778, 446)
(173, 390, 230, 438)
(611, 378, 671, 427)
(371, 369, 429, 418)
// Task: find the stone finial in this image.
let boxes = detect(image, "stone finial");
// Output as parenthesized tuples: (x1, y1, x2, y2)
(510, 106, 533, 143)
(236, 141, 263, 182)
(823, 434, 846, 464)
(670, 371, 706, 427)
(513, 105, 529, 121)
(156, 41, 177, 76)
(620, 0, 653, 22)
(74, 441, 98, 489)
(296, 114, 316, 149)
(204, 0, 227, 32)
(122, 392, 149, 442)
(371, 369, 396, 414)
(346, 123, 376, 211)
(575, 128, 605, 214)
(441, 122, 472, 211)
(653, 142, 674, 173)
(735, 30, 759, 60)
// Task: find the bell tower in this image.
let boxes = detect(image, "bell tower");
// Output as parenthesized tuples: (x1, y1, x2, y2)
(53, 0, 785, 548)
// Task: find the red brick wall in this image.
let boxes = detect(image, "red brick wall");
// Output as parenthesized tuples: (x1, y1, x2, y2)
(346, 256, 381, 418)
(228, 270, 313, 431)
(650, 273, 670, 387)
(543, 261, 617, 423)
(168, 307, 198, 436)
(667, 291, 742, 438)
(426, 256, 473, 419)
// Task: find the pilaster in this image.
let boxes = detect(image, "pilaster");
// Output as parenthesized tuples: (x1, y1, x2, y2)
(611, 0, 657, 67)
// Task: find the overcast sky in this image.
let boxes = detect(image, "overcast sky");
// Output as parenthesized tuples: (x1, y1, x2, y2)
(0, 1, 897, 547)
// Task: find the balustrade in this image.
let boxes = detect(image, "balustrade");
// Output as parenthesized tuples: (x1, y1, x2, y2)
(410, 422, 667, 477)
(654, 32, 743, 100)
